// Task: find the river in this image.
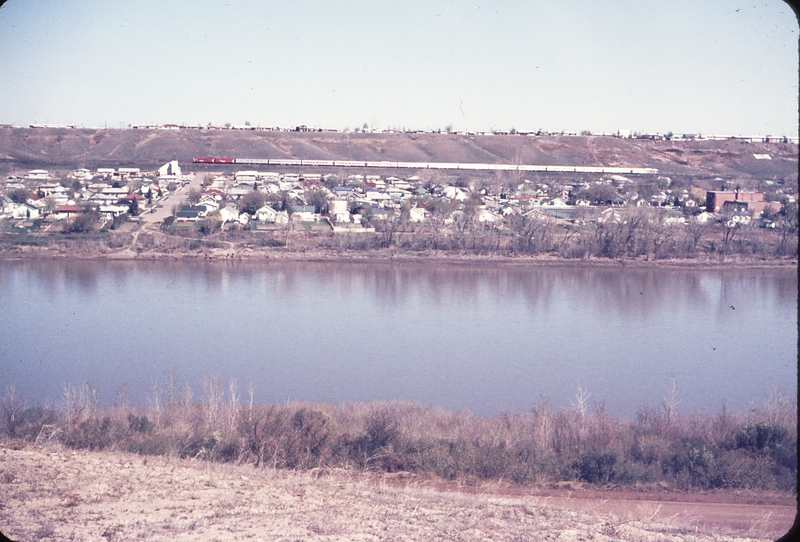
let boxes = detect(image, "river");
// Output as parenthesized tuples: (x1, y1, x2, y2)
(0, 260, 796, 417)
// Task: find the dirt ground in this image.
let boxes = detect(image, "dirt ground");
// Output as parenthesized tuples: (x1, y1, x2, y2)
(0, 444, 794, 541)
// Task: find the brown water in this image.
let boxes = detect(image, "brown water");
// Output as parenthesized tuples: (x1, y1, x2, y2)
(0, 260, 796, 416)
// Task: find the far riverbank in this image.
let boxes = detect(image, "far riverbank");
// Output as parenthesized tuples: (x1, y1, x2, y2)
(0, 236, 797, 269)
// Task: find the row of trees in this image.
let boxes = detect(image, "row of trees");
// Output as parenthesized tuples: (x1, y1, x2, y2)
(1, 378, 795, 491)
(325, 203, 798, 259)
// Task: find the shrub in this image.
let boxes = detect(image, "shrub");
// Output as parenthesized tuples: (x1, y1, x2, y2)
(574, 452, 618, 485)
(128, 414, 154, 434)
(64, 417, 117, 451)
(734, 422, 788, 451)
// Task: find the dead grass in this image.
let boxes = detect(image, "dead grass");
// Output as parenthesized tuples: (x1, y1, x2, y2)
(0, 444, 789, 541)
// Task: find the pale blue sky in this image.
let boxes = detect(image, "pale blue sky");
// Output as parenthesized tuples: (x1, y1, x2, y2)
(0, 0, 797, 135)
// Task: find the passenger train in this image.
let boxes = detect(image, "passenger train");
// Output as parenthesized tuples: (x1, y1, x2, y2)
(193, 157, 658, 175)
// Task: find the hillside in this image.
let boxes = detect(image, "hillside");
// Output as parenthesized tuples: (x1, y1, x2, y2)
(0, 128, 797, 180)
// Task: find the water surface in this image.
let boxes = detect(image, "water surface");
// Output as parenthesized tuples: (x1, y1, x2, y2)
(0, 260, 795, 416)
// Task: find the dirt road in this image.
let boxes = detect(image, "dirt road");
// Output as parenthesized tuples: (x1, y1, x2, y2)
(138, 171, 209, 229)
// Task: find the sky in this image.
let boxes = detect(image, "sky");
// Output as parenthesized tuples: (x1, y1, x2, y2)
(0, 0, 797, 136)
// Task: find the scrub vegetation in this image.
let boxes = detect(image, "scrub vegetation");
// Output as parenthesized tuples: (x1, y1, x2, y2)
(1, 379, 795, 493)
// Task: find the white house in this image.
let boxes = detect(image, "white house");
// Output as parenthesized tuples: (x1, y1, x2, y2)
(12, 203, 40, 219)
(118, 167, 141, 177)
(328, 199, 351, 223)
(27, 169, 48, 181)
(442, 186, 468, 202)
(98, 204, 129, 220)
(291, 210, 317, 222)
(255, 204, 279, 223)
(217, 205, 240, 223)
(235, 171, 258, 182)
(476, 208, 503, 224)
(597, 208, 623, 224)
(72, 168, 93, 180)
(408, 206, 427, 223)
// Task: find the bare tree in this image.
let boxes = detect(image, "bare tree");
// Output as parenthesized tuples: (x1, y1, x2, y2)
(686, 215, 710, 254)
(61, 382, 97, 431)
(227, 378, 240, 436)
(203, 375, 224, 432)
(1, 381, 24, 437)
(186, 187, 202, 205)
(661, 375, 680, 424)
(570, 380, 591, 421)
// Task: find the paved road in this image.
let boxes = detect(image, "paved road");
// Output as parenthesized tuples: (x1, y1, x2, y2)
(138, 171, 210, 229)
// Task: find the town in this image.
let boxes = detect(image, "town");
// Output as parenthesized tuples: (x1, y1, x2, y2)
(1, 155, 797, 260)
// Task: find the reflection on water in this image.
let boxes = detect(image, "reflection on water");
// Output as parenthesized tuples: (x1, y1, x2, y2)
(0, 260, 796, 416)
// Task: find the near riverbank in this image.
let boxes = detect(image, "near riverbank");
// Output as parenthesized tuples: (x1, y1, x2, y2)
(0, 444, 793, 541)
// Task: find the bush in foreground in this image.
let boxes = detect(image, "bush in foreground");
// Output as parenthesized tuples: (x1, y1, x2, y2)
(1, 382, 795, 492)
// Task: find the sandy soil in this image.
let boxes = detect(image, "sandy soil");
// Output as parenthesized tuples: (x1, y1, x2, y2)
(0, 444, 793, 541)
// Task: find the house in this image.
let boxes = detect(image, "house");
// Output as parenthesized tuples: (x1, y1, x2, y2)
(118, 168, 141, 178)
(663, 212, 686, 226)
(27, 169, 48, 181)
(101, 187, 129, 197)
(597, 208, 623, 224)
(693, 211, 716, 224)
(408, 207, 427, 223)
(120, 193, 146, 212)
(36, 183, 64, 197)
(217, 205, 240, 223)
(98, 205, 129, 220)
(476, 208, 503, 224)
(255, 204, 279, 223)
(12, 203, 40, 219)
(329, 199, 351, 223)
(72, 168, 93, 180)
(291, 210, 317, 222)
(202, 189, 224, 201)
(235, 171, 258, 182)
(1, 196, 14, 215)
(175, 205, 207, 221)
(51, 204, 84, 220)
(442, 186, 468, 201)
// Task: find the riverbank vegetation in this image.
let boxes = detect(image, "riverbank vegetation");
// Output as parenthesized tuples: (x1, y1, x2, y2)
(2, 379, 795, 493)
(0, 204, 797, 262)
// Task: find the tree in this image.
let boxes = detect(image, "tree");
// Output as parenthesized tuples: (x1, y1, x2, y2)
(65, 209, 99, 233)
(686, 215, 710, 253)
(127, 197, 139, 216)
(775, 199, 799, 255)
(305, 189, 329, 214)
(1, 381, 24, 438)
(237, 190, 266, 215)
(7, 188, 30, 204)
(186, 187, 202, 205)
(198, 214, 221, 235)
